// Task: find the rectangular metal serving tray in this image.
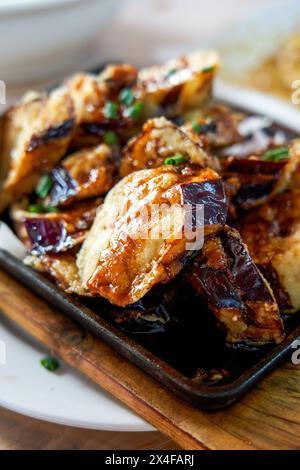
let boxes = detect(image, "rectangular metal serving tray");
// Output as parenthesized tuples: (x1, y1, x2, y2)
(0, 70, 299, 410)
(0, 248, 300, 411)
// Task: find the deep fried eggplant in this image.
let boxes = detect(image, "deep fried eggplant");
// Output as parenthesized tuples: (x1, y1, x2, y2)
(24, 250, 89, 296)
(120, 117, 214, 177)
(46, 144, 117, 207)
(0, 89, 75, 213)
(11, 198, 101, 254)
(137, 50, 219, 118)
(184, 105, 244, 150)
(187, 226, 284, 344)
(223, 139, 300, 212)
(77, 165, 227, 306)
(238, 190, 300, 313)
(66, 65, 138, 148)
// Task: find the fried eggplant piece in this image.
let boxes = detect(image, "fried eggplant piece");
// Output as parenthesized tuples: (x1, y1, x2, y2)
(0, 89, 75, 213)
(103, 283, 181, 335)
(66, 52, 218, 149)
(238, 190, 300, 313)
(137, 50, 219, 118)
(188, 226, 284, 345)
(66, 65, 138, 148)
(120, 117, 213, 177)
(185, 108, 295, 213)
(184, 105, 245, 150)
(77, 165, 227, 306)
(11, 198, 100, 255)
(223, 139, 300, 212)
(45, 144, 117, 207)
(24, 250, 89, 296)
(224, 158, 288, 212)
(219, 115, 288, 159)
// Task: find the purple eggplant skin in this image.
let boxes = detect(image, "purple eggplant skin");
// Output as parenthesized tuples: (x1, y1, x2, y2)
(225, 158, 286, 176)
(221, 229, 275, 303)
(187, 226, 284, 345)
(224, 158, 288, 210)
(25, 218, 72, 255)
(27, 119, 75, 152)
(49, 166, 78, 206)
(181, 179, 228, 229)
(233, 179, 276, 209)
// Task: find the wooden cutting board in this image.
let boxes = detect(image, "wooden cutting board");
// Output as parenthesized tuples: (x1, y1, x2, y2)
(0, 268, 299, 450)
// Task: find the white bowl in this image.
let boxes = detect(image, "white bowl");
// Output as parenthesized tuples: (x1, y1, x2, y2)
(0, 0, 118, 86)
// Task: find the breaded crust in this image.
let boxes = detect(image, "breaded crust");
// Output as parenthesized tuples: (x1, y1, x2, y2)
(48, 144, 117, 207)
(24, 251, 89, 296)
(120, 117, 212, 177)
(77, 165, 226, 306)
(0, 88, 75, 213)
(188, 226, 284, 344)
(238, 190, 300, 313)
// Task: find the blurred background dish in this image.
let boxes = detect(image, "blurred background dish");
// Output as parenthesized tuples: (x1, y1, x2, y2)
(246, 33, 300, 100)
(0, 0, 118, 85)
(212, 0, 300, 104)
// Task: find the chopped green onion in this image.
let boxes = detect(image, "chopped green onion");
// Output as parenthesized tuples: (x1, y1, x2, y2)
(36, 175, 53, 199)
(202, 66, 214, 73)
(103, 101, 118, 119)
(45, 204, 60, 213)
(167, 68, 177, 77)
(124, 102, 144, 120)
(103, 131, 119, 145)
(192, 122, 202, 133)
(40, 356, 60, 372)
(119, 88, 134, 106)
(164, 154, 187, 166)
(28, 203, 45, 214)
(262, 147, 290, 162)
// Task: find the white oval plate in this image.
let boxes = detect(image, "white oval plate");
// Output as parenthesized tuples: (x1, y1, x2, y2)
(0, 315, 153, 431)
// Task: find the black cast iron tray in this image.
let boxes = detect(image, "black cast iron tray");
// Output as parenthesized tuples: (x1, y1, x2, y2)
(0, 67, 300, 409)
(0, 248, 300, 411)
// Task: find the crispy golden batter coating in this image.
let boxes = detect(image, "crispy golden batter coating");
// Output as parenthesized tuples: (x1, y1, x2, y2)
(188, 226, 284, 344)
(77, 165, 226, 306)
(24, 251, 89, 296)
(120, 117, 213, 177)
(11, 198, 101, 254)
(48, 144, 117, 207)
(66, 52, 218, 148)
(0, 89, 75, 213)
(137, 50, 219, 118)
(222, 139, 300, 213)
(238, 190, 300, 313)
(183, 105, 244, 150)
(65, 65, 138, 148)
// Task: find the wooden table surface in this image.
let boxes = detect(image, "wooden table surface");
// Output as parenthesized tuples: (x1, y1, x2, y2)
(0, 407, 180, 450)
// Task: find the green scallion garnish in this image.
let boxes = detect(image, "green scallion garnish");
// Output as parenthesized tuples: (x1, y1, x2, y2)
(164, 154, 187, 166)
(124, 102, 144, 120)
(103, 101, 118, 119)
(36, 175, 53, 199)
(119, 88, 135, 106)
(262, 147, 290, 162)
(28, 204, 46, 214)
(202, 66, 214, 73)
(167, 68, 177, 77)
(45, 205, 60, 213)
(192, 122, 202, 133)
(40, 356, 60, 372)
(103, 131, 119, 145)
